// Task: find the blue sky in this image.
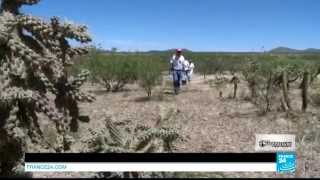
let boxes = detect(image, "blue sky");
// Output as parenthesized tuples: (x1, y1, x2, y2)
(22, 0, 320, 52)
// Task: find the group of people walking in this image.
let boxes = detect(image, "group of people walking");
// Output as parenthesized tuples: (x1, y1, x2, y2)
(169, 49, 195, 95)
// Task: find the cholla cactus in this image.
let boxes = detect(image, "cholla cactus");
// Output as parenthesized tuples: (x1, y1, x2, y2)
(87, 117, 182, 154)
(87, 116, 182, 179)
(0, 0, 93, 175)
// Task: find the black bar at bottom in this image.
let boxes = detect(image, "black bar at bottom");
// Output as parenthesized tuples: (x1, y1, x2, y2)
(25, 153, 276, 163)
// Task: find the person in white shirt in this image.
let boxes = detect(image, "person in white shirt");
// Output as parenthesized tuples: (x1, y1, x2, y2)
(170, 49, 185, 95)
(188, 60, 195, 82)
(182, 59, 190, 85)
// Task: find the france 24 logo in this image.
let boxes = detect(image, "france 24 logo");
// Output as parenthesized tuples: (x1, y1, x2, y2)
(276, 152, 296, 173)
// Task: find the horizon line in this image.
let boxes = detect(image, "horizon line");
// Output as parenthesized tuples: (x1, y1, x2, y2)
(96, 47, 320, 53)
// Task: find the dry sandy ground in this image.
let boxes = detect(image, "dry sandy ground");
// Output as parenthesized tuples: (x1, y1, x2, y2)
(33, 74, 320, 178)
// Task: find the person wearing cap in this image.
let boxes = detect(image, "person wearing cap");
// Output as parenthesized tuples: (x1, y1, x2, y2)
(170, 49, 185, 94)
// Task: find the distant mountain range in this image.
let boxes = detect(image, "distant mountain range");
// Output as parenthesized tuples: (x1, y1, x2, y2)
(269, 47, 320, 53)
(99, 47, 320, 54)
(149, 47, 320, 54)
(147, 49, 193, 53)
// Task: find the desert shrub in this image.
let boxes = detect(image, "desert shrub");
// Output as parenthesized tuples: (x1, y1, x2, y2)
(137, 59, 163, 97)
(75, 51, 168, 93)
(240, 55, 320, 113)
(195, 58, 214, 79)
(103, 56, 139, 92)
(199, 58, 226, 79)
(193, 55, 245, 80)
(79, 52, 139, 92)
(241, 58, 287, 113)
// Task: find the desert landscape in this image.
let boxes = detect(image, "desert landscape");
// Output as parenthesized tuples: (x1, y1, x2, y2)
(1, 0, 320, 178)
(31, 72, 320, 178)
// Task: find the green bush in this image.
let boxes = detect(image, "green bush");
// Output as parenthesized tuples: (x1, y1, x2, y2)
(76, 50, 139, 92)
(101, 56, 138, 92)
(138, 59, 163, 97)
(194, 55, 245, 79)
(74, 48, 168, 93)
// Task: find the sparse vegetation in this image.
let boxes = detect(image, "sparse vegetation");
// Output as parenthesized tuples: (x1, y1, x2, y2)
(75, 49, 166, 95)
(1, 1, 320, 178)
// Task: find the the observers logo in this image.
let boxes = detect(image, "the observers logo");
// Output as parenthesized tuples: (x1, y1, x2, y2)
(276, 152, 296, 173)
(255, 134, 295, 152)
(259, 140, 292, 148)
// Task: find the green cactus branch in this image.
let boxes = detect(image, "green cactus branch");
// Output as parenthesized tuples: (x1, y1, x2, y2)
(0, 0, 94, 176)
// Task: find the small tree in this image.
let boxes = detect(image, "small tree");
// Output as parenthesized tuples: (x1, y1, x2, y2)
(84, 53, 139, 92)
(138, 59, 162, 98)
